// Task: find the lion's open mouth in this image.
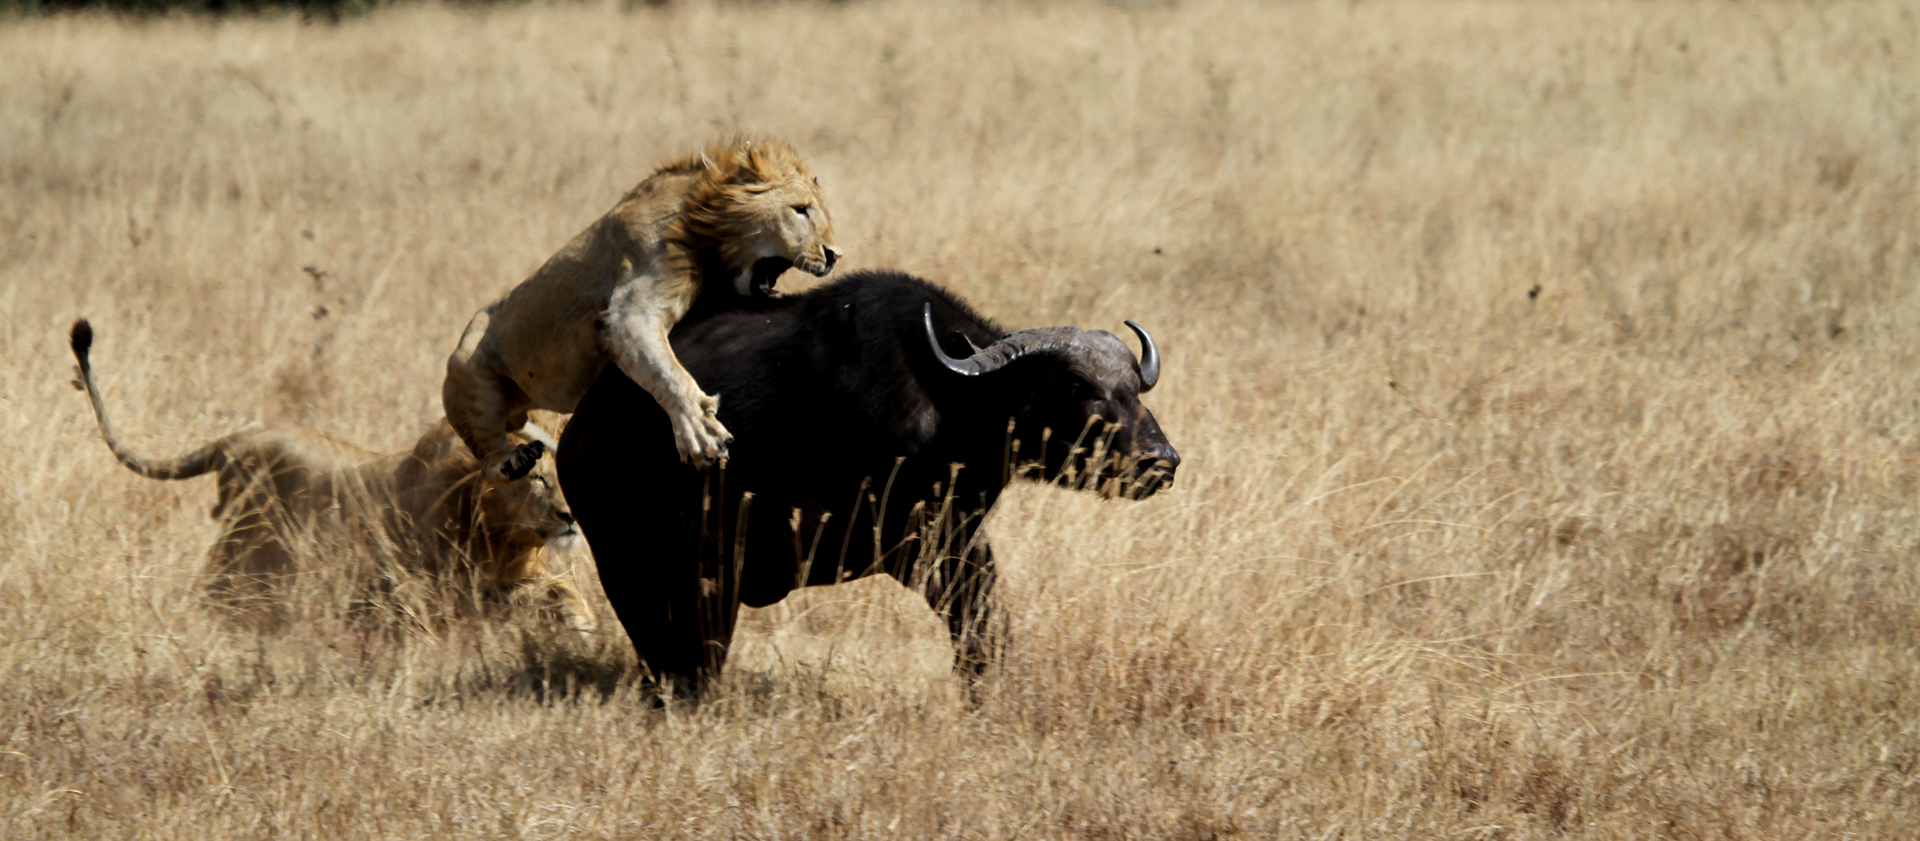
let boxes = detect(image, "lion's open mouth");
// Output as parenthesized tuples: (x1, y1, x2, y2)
(749, 257, 794, 297)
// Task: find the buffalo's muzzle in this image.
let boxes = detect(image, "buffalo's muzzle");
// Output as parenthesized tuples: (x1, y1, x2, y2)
(1128, 445, 1180, 497)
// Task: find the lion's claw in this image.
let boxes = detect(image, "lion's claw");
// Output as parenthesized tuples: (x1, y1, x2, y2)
(672, 403, 733, 468)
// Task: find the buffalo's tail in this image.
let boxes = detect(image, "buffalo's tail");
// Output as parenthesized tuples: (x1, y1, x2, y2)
(70, 319, 223, 481)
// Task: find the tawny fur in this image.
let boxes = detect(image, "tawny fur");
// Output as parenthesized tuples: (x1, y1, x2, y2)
(443, 136, 840, 476)
(70, 319, 593, 632)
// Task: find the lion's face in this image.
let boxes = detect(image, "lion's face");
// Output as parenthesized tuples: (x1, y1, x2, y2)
(727, 173, 841, 298)
(685, 139, 843, 298)
(479, 455, 580, 552)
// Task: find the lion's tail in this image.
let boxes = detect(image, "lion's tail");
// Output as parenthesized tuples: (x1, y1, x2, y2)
(70, 319, 224, 481)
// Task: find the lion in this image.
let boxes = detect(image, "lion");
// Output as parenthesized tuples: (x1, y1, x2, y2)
(443, 136, 841, 480)
(70, 319, 594, 632)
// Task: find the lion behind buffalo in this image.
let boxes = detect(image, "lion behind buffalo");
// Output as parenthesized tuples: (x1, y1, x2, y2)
(71, 319, 594, 632)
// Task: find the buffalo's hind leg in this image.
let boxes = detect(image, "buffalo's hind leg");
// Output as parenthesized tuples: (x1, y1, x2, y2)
(571, 498, 721, 705)
(558, 386, 714, 705)
(559, 404, 744, 704)
(633, 468, 752, 702)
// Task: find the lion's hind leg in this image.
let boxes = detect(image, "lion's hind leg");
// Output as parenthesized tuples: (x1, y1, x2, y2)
(203, 507, 297, 631)
(445, 312, 549, 480)
(444, 366, 545, 480)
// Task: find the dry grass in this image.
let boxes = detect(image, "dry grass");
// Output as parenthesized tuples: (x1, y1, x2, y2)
(4, 0, 1920, 836)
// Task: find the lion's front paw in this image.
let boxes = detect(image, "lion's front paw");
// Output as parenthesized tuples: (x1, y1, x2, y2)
(495, 440, 547, 481)
(671, 404, 733, 468)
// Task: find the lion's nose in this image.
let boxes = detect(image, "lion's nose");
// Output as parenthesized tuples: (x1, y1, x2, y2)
(558, 510, 574, 524)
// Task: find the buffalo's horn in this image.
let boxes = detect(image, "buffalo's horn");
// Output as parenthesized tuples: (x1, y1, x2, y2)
(1125, 320, 1160, 391)
(925, 305, 1079, 377)
(925, 304, 992, 376)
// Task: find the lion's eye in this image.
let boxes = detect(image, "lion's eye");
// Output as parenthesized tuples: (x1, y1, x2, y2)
(530, 475, 549, 487)
(791, 205, 810, 217)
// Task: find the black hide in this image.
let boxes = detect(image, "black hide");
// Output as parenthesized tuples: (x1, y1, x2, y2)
(557, 270, 1178, 699)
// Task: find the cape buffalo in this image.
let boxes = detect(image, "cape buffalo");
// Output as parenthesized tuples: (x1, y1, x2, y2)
(556, 269, 1179, 700)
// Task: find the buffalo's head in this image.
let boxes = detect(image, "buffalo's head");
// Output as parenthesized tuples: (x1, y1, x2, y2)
(924, 305, 1180, 499)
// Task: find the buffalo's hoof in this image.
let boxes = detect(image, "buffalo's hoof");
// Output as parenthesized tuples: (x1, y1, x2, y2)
(498, 440, 547, 480)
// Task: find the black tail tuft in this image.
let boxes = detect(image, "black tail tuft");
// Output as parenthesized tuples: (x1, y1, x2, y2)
(70, 318, 94, 359)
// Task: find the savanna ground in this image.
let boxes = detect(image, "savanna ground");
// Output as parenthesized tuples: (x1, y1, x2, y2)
(4, 0, 1920, 837)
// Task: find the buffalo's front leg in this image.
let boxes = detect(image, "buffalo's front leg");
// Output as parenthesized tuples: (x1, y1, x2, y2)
(895, 535, 1005, 698)
(689, 469, 748, 695)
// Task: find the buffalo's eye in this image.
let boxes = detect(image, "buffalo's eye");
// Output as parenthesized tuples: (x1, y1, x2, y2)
(792, 205, 811, 217)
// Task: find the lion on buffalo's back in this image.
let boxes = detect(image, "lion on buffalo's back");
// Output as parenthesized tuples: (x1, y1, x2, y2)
(443, 136, 842, 480)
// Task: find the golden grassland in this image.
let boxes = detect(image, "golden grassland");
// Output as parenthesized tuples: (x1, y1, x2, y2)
(4, 0, 1920, 836)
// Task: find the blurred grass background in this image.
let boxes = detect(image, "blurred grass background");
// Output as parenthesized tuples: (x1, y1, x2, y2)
(3, 0, 1919, 836)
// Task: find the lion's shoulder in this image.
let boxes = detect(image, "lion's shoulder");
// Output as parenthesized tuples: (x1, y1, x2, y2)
(609, 168, 704, 242)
